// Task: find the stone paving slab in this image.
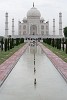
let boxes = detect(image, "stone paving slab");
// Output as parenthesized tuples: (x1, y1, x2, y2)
(0, 43, 28, 87)
(39, 43, 67, 83)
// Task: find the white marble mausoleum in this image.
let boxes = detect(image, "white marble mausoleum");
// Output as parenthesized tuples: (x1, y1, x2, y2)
(5, 3, 63, 39)
(20, 4, 49, 36)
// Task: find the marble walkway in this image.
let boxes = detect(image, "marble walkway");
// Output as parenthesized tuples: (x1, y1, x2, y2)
(0, 43, 28, 86)
(39, 43, 67, 83)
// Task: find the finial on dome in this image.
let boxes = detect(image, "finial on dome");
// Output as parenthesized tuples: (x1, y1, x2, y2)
(33, 2, 34, 7)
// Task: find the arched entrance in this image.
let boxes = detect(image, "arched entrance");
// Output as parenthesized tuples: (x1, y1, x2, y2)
(30, 25, 37, 35)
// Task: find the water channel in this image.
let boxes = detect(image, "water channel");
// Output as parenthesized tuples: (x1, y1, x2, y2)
(0, 43, 67, 100)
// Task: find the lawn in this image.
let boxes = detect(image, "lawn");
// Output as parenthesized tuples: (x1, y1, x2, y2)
(43, 43, 67, 63)
(0, 43, 25, 64)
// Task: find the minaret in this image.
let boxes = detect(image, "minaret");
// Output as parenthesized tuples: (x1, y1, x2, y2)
(5, 12, 8, 37)
(46, 21, 49, 35)
(53, 19, 55, 36)
(33, 2, 34, 7)
(12, 18, 14, 36)
(18, 21, 21, 35)
(59, 12, 62, 36)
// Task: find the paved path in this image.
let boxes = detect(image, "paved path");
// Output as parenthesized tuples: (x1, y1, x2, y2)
(0, 43, 28, 86)
(0, 45, 67, 100)
(39, 43, 67, 82)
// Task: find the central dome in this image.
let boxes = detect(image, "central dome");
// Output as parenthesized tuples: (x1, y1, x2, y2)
(27, 7, 41, 17)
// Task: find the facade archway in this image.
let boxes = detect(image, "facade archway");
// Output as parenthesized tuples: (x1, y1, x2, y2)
(30, 25, 37, 35)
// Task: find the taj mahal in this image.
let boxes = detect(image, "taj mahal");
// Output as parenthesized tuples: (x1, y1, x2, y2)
(21, 3, 48, 35)
(5, 3, 63, 41)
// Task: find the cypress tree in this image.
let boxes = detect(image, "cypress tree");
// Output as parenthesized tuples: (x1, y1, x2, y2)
(17, 38, 19, 45)
(13, 39, 15, 46)
(58, 39, 61, 49)
(48, 38, 49, 44)
(43, 39, 45, 43)
(18, 38, 20, 44)
(16, 38, 17, 45)
(17, 38, 18, 45)
(44, 38, 46, 43)
(62, 38, 64, 51)
(52, 38, 54, 47)
(57, 39, 59, 49)
(56, 39, 57, 48)
(58, 39, 60, 49)
(4, 38, 7, 52)
(23, 38, 24, 43)
(19, 38, 21, 44)
(44, 39, 45, 43)
(4, 39, 5, 51)
(21, 38, 24, 43)
(20, 38, 21, 44)
(12, 38, 14, 48)
(54, 39, 56, 48)
(16, 38, 19, 46)
(45, 38, 47, 43)
(48, 38, 50, 45)
(8, 38, 10, 50)
(49, 38, 51, 45)
(1, 38, 3, 51)
(66, 39, 67, 54)
(13, 39, 14, 48)
(59, 38, 61, 50)
(11, 38, 13, 48)
(47, 38, 48, 44)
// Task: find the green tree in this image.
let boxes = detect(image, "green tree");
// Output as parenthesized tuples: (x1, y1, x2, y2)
(1, 38, 3, 51)
(59, 38, 61, 50)
(64, 27, 67, 37)
(4, 38, 7, 51)
(66, 39, 67, 54)
(52, 38, 54, 47)
(7, 38, 10, 50)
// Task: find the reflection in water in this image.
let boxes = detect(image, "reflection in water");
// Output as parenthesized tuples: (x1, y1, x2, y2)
(34, 78, 36, 85)
(34, 67, 36, 74)
(28, 42, 44, 55)
(34, 60, 35, 65)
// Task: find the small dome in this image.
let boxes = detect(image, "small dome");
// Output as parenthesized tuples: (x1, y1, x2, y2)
(27, 7, 41, 17)
(23, 17, 27, 23)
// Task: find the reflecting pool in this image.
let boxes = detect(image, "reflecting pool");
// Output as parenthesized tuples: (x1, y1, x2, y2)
(0, 43, 67, 100)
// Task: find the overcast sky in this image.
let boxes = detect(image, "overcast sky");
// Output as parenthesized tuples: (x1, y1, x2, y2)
(0, 0, 67, 36)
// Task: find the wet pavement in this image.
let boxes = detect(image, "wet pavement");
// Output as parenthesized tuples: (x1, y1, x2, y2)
(0, 43, 67, 100)
(0, 43, 28, 86)
(39, 43, 67, 82)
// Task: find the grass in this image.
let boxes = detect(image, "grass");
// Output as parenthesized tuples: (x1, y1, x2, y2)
(43, 43, 67, 63)
(0, 43, 25, 64)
